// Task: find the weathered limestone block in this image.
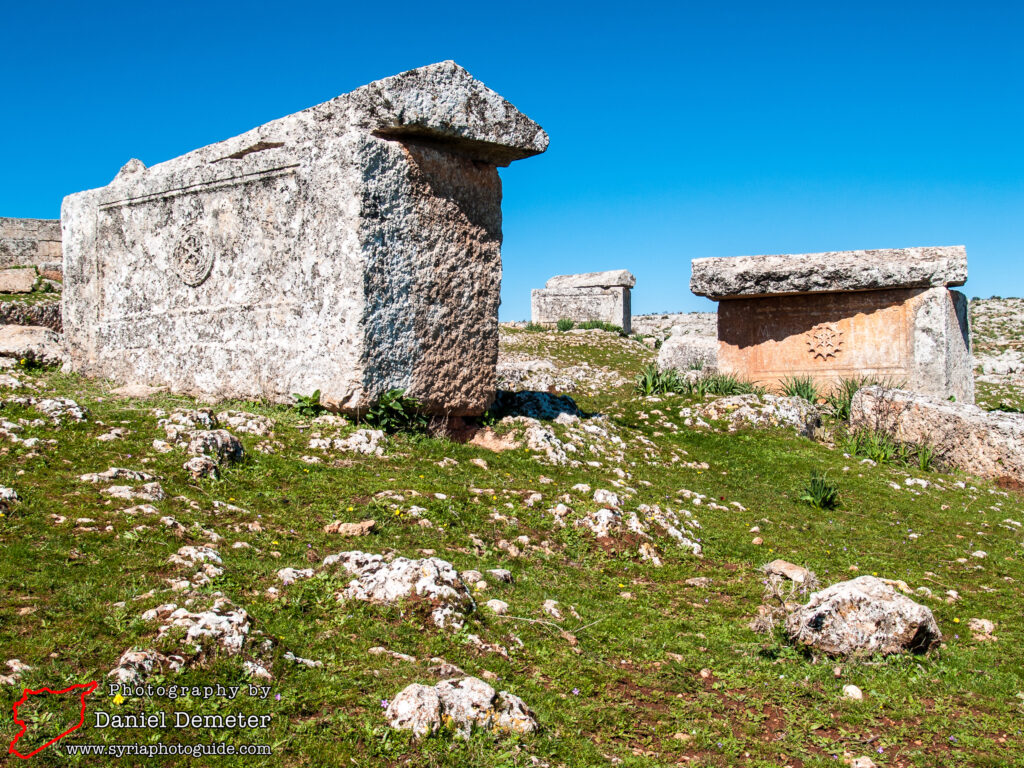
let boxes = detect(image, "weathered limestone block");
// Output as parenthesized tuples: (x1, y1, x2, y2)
(691, 246, 966, 299)
(531, 270, 634, 333)
(690, 248, 973, 402)
(0, 325, 65, 366)
(0, 268, 37, 293)
(62, 61, 548, 415)
(786, 575, 941, 657)
(545, 269, 636, 290)
(0, 218, 62, 269)
(850, 386, 1024, 485)
(657, 334, 718, 373)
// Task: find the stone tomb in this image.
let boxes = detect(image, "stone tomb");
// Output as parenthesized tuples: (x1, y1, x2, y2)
(531, 270, 635, 333)
(62, 62, 548, 415)
(690, 247, 974, 403)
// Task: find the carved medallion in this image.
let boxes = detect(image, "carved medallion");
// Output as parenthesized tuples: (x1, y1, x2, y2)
(807, 323, 843, 360)
(173, 233, 214, 286)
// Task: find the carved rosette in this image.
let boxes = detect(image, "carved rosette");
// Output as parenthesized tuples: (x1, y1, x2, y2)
(807, 323, 843, 360)
(173, 233, 214, 286)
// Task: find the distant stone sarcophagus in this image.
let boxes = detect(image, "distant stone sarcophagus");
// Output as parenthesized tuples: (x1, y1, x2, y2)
(62, 62, 548, 415)
(531, 270, 635, 333)
(690, 247, 974, 403)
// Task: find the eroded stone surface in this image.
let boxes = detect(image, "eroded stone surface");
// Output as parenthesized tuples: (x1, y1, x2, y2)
(0, 268, 36, 293)
(0, 218, 61, 269)
(325, 551, 473, 629)
(386, 676, 537, 739)
(785, 576, 941, 657)
(0, 325, 64, 366)
(691, 246, 967, 299)
(657, 335, 718, 373)
(545, 270, 635, 290)
(62, 61, 547, 416)
(850, 386, 1024, 484)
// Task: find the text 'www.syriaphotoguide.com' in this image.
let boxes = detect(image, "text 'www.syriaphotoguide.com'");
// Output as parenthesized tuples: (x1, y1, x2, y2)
(62, 743, 272, 757)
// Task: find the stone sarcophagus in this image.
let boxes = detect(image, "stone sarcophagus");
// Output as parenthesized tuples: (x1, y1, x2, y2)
(530, 269, 635, 333)
(62, 61, 548, 415)
(690, 247, 974, 403)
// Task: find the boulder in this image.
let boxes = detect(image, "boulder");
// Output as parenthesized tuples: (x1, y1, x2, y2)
(186, 429, 245, 465)
(324, 552, 474, 629)
(785, 576, 941, 657)
(850, 386, 1024, 484)
(0, 268, 36, 293)
(657, 334, 718, 373)
(685, 394, 821, 437)
(0, 325, 64, 366)
(386, 676, 537, 739)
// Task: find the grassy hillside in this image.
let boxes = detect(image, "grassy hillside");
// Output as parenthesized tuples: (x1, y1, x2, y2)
(0, 320, 1022, 767)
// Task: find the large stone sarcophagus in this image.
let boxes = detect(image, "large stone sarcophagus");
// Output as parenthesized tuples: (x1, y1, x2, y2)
(690, 247, 974, 403)
(62, 61, 548, 415)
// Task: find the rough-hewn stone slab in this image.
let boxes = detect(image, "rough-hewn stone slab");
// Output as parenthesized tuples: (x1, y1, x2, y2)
(0, 218, 61, 269)
(851, 386, 1024, 485)
(0, 268, 37, 293)
(545, 270, 635, 289)
(62, 61, 547, 415)
(691, 246, 966, 299)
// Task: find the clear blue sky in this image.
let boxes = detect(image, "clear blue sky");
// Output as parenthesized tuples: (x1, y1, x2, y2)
(3, 1, 1021, 319)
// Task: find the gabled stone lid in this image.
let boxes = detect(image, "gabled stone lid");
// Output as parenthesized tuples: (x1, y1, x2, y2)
(691, 246, 967, 300)
(545, 270, 636, 289)
(349, 61, 550, 165)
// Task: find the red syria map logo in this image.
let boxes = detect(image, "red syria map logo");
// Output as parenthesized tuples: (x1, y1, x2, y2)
(8, 681, 98, 759)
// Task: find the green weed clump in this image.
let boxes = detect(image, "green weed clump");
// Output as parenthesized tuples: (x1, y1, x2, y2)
(780, 376, 820, 403)
(840, 428, 939, 471)
(633, 366, 764, 398)
(556, 318, 575, 332)
(699, 373, 764, 397)
(292, 389, 326, 418)
(633, 363, 684, 396)
(523, 322, 546, 332)
(824, 376, 906, 420)
(800, 471, 840, 509)
(577, 319, 624, 334)
(362, 389, 428, 434)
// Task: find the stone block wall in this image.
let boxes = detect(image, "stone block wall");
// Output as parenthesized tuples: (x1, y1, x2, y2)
(0, 218, 62, 270)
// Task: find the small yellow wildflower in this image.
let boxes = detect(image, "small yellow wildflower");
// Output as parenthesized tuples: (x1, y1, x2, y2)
(272, 540, 279, 545)
(113, 694, 125, 705)
(953, 617, 960, 623)
(347, 506, 354, 512)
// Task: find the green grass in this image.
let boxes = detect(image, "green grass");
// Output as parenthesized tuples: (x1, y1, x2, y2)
(780, 376, 821, 403)
(0, 328, 1022, 767)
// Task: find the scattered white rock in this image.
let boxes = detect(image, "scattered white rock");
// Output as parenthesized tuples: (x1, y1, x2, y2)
(325, 552, 473, 629)
(385, 676, 537, 739)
